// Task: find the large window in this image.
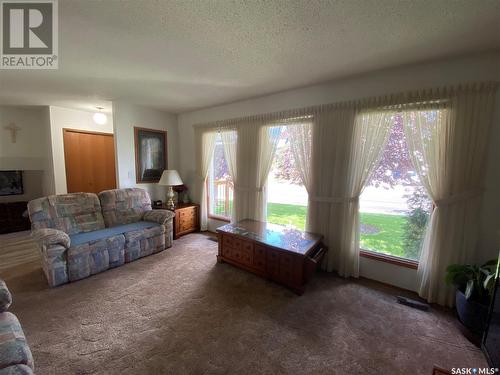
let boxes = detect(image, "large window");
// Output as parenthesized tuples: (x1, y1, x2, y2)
(207, 133, 233, 220)
(359, 113, 432, 262)
(267, 125, 309, 230)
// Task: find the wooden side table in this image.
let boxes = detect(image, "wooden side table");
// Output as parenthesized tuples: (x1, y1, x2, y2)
(153, 203, 200, 239)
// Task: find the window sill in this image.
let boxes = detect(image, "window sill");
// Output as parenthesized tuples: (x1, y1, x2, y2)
(359, 249, 418, 270)
(208, 215, 231, 223)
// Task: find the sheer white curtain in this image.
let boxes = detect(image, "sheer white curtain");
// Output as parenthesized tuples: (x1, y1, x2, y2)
(288, 121, 313, 194)
(403, 83, 498, 306)
(253, 125, 283, 220)
(308, 107, 355, 275)
(194, 127, 217, 231)
(195, 110, 309, 223)
(309, 107, 394, 277)
(220, 128, 238, 222)
(341, 110, 395, 275)
(225, 122, 282, 222)
(231, 121, 259, 222)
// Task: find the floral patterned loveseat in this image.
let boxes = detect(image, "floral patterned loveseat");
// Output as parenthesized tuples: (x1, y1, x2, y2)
(28, 188, 174, 287)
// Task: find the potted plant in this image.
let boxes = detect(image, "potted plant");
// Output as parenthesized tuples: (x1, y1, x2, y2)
(445, 259, 498, 335)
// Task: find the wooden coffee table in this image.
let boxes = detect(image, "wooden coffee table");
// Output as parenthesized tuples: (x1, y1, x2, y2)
(216, 219, 326, 294)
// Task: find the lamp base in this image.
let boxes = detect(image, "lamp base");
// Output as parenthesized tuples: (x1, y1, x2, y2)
(166, 186, 175, 211)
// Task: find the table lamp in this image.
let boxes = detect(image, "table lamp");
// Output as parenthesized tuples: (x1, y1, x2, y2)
(158, 170, 183, 210)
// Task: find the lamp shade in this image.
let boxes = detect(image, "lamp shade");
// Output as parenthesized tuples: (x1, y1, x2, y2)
(158, 170, 183, 186)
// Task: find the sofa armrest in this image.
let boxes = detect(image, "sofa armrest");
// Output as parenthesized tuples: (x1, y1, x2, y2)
(143, 209, 175, 225)
(0, 279, 12, 313)
(0, 312, 35, 371)
(30, 229, 70, 287)
(40, 244, 69, 287)
(31, 228, 70, 249)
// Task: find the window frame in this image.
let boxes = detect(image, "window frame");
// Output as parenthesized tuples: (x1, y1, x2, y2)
(206, 178, 231, 222)
(357, 109, 439, 269)
(359, 249, 418, 269)
(206, 138, 232, 222)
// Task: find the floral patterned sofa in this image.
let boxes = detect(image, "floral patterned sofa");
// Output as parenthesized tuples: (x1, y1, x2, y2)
(0, 280, 34, 375)
(28, 188, 175, 287)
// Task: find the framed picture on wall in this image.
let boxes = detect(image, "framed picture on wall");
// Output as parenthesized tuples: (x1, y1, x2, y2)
(134, 127, 168, 183)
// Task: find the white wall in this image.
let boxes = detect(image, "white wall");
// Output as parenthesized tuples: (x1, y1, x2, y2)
(0, 106, 50, 170)
(178, 52, 500, 291)
(112, 102, 179, 201)
(49, 106, 114, 194)
(0, 105, 54, 201)
(40, 106, 55, 196)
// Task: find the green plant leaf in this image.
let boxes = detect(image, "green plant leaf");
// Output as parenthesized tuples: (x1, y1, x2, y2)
(445, 272, 454, 285)
(484, 274, 496, 297)
(465, 279, 474, 300)
(446, 265, 471, 276)
(480, 268, 492, 277)
(482, 259, 498, 267)
(445, 260, 499, 300)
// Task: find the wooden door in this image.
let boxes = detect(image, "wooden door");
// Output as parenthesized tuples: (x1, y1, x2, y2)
(63, 129, 117, 194)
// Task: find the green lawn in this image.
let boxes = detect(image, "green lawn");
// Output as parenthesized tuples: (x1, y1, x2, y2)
(359, 212, 407, 258)
(267, 202, 307, 230)
(267, 203, 408, 259)
(215, 201, 410, 258)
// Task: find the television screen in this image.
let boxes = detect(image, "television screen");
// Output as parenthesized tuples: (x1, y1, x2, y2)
(0, 171, 24, 196)
(482, 260, 500, 368)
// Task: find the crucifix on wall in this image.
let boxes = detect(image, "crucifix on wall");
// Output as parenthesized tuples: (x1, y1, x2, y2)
(4, 123, 21, 143)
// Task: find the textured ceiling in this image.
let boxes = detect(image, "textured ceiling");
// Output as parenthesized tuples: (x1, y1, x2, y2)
(1, 0, 500, 113)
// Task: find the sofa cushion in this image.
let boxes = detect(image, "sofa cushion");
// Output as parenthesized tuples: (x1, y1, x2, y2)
(0, 281, 12, 313)
(124, 224, 165, 242)
(67, 234, 126, 281)
(98, 189, 152, 227)
(0, 364, 34, 375)
(28, 193, 105, 235)
(0, 313, 34, 371)
(124, 225, 166, 262)
(69, 221, 161, 246)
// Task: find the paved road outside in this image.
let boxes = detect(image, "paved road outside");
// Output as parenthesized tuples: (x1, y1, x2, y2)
(267, 175, 413, 215)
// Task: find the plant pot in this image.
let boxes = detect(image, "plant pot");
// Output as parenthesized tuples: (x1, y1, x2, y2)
(455, 289, 489, 335)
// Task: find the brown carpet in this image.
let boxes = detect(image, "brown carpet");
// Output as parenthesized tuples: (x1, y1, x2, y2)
(1, 233, 486, 374)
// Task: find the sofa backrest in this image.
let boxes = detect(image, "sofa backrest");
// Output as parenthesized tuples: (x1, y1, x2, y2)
(98, 188, 152, 227)
(28, 193, 105, 235)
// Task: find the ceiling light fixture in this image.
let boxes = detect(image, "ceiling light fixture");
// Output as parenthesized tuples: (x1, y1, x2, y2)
(93, 107, 107, 125)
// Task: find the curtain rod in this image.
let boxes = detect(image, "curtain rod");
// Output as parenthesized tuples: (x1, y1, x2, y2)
(193, 81, 498, 129)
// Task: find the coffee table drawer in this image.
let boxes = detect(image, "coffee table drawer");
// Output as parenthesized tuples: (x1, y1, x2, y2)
(223, 236, 240, 249)
(222, 245, 233, 258)
(253, 244, 266, 271)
